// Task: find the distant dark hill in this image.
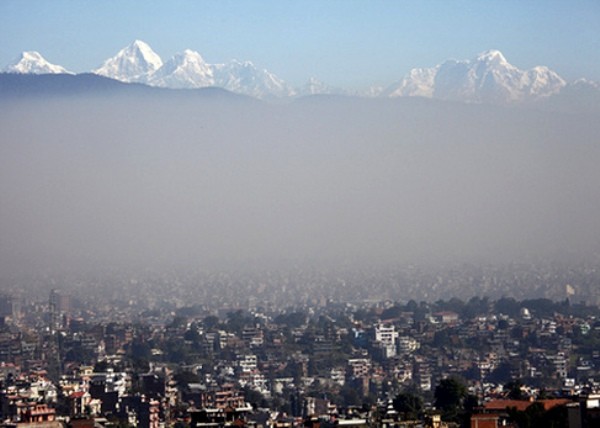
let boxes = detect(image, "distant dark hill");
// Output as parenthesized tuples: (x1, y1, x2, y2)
(0, 72, 256, 103)
(0, 73, 146, 97)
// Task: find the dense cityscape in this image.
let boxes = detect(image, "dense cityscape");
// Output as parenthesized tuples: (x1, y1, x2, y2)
(1, 262, 599, 427)
(3, 2, 600, 428)
(2, 5, 600, 428)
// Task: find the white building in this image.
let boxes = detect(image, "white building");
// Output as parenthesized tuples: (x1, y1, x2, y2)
(375, 323, 398, 358)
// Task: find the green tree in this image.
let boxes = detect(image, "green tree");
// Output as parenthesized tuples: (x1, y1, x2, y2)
(392, 392, 423, 420)
(167, 316, 187, 329)
(226, 310, 254, 334)
(434, 377, 467, 422)
(381, 305, 403, 320)
(494, 297, 520, 318)
(505, 379, 526, 400)
(536, 404, 568, 428)
(184, 324, 201, 342)
(340, 383, 361, 407)
(202, 315, 220, 331)
(174, 370, 200, 385)
(243, 386, 265, 409)
(274, 311, 307, 328)
(486, 361, 513, 384)
(462, 296, 489, 319)
(506, 401, 568, 428)
(94, 360, 109, 372)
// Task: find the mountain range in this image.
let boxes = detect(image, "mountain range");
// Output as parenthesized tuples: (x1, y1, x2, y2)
(2, 40, 598, 103)
(3, 51, 73, 75)
(90, 40, 295, 98)
(384, 50, 568, 104)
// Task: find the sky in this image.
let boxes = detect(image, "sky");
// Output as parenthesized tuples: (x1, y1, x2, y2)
(1, 0, 599, 89)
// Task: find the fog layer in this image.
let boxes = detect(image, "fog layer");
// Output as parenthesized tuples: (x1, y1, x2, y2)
(1, 94, 599, 272)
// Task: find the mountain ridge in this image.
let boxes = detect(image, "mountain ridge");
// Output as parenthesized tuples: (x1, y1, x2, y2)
(0, 72, 260, 105)
(93, 40, 163, 83)
(2, 42, 598, 104)
(3, 51, 73, 75)
(386, 50, 567, 104)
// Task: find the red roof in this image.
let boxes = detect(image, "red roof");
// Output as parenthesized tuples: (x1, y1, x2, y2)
(70, 391, 86, 399)
(538, 399, 572, 411)
(484, 398, 572, 413)
(484, 399, 531, 412)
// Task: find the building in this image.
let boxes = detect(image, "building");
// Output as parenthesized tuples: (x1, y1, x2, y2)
(374, 324, 398, 358)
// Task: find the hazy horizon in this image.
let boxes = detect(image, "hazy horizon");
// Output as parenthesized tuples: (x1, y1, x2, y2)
(1, 91, 599, 275)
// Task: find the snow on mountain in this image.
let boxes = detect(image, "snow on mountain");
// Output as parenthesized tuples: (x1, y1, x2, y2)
(356, 85, 385, 98)
(93, 40, 163, 83)
(4, 43, 582, 103)
(566, 78, 599, 92)
(296, 77, 346, 96)
(386, 50, 566, 104)
(148, 49, 213, 89)
(385, 66, 438, 98)
(522, 66, 567, 98)
(90, 41, 293, 98)
(211, 60, 295, 98)
(2, 51, 73, 74)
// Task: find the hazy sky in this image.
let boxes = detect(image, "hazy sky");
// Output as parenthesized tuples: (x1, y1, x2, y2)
(1, 0, 599, 88)
(2, 92, 600, 272)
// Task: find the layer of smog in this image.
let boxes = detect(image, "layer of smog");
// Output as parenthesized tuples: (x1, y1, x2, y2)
(1, 90, 599, 304)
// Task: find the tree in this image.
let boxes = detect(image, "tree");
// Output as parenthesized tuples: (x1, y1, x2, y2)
(274, 311, 307, 328)
(507, 402, 568, 428)
(494, 297, 520, 318)
(463, 394, 479, 415)
(174, 370, 200, 385)
(381, 305, 403, 320)
(167, 316, 187, 329)
(392, 392, 423, 420)
(94, 360, 109, 373)
(64, 342, 95, 364)
(486, 361, 514, 384)
(226, 310, 253, 334)
(405, 300, 418, 313)
(202, 315, 220, 331)
(434, 377, 467, 421)
(463, 296, 489, 319)
(505, 379, 526, 400)
(243, 386, 265, 409)
(340, 383, 361, 407)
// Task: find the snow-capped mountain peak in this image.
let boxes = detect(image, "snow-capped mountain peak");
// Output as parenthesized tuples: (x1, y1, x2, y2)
(130, 39, 155, 54)
(571, 78, 599, 90)
(523, 66, 566, 97)
(148, 49, 213, 89)
(2, 44, 580, 103)
(300, 77, 333, 95)
(2, 51, 73, 74)
(93, 40, 163, 83)
(296, 77, 347, 96)
(386, 50, 566, 104)
(212, 60, 296, 98)
(475, 49, 509, 66)
(89, 41, 294, 98)
(180, 49, 206, 62)
(384, 66, 438, 98)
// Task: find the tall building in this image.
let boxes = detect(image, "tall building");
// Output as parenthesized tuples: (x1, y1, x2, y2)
(49, 289, 70, 332)
(375, 323, 398, 358)
(0, 292, 20, 320)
